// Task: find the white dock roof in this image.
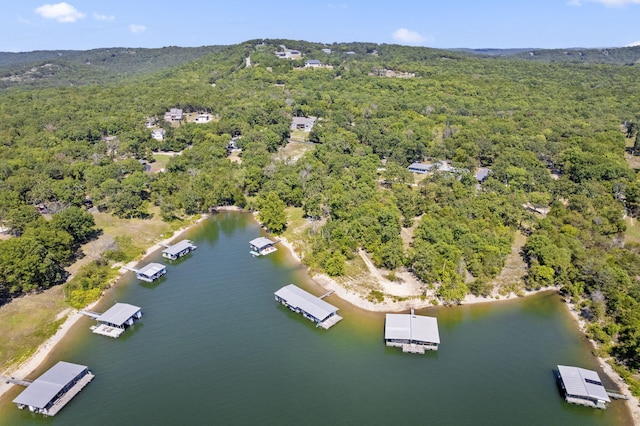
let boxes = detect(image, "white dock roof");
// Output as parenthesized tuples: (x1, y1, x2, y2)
(250, 237, 275, 250)
(13, 361, 88, 409)
(162, 240, 196, 256)
(96, 303, 141, 326)
(385, 313, 440, 344)
(137, 263, 165, 276)
(557, 365, 610, 402)
(275, 284, 338, 321)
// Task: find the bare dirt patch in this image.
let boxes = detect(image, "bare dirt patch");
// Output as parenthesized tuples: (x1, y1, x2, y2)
(276, 140, 316, 164)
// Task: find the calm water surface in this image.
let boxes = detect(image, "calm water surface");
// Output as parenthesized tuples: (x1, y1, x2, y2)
(0, 212, 632, 425)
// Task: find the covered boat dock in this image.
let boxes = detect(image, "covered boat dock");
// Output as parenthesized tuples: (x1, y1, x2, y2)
(556, 365, 611, 409)
(135, 262, 166, 282)
(12, 361, 94, 416)
(384, 312, 440, 353)
(84, 303, 142, 338)
(162, 239, 197, 260)
(274, 284, 342, 330)
(250, 237, 278, 256)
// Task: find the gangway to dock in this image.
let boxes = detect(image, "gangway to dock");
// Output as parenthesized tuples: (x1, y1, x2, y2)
(80, 310, 101, 320)
(1, 376, 32, 387)
(605, 389, 630, 400)
(319, 290, 335, 299)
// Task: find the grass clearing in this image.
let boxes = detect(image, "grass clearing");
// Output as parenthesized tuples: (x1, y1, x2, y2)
(0, 286, 66, 371)
(624, 216, 640, 244)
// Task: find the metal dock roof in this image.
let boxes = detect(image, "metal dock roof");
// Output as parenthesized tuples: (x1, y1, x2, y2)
(162, 240, 196, 257)
(136, 263, 165, 276)
(12, 362, 88, 409)
(274, 284, 338, 322)
(96, 303, 141, 326)
(557, 365, 611, 402)
(385, 313, 440, 344)
(249, 237, 276, 250)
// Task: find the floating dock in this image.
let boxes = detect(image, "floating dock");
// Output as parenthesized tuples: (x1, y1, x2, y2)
(274, 284, 342, 330)
(82, 303, 142, 338)
(132, 262, 166, 282)
(384, 310, 440, 353)
(12, 361, 94, 417)
(162, 239, 197, 260)
(556, 365, 611, 409)
(249, 237, 278, 256)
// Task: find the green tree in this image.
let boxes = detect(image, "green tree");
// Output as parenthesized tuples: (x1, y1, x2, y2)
(257, 192, 287, 234)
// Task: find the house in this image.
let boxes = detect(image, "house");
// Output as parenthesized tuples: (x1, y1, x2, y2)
(556, 365, 611, 409)
(12, 361, 94, 416)
(194, 114, 212, 123)
(305, 59, 321, 68)
(164, 108, 183, 122)
(384, 312, 440, 353)
(288, 50, 302, 59)
(407, 162, 433, 174)
(151, 129, 165, 141)
(321, 48, 331, 54)
(291, 116, 317, 132)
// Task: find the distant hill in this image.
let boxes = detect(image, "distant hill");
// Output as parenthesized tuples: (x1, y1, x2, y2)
(456, 46, 640, 64)
(0, 46, 224, 89)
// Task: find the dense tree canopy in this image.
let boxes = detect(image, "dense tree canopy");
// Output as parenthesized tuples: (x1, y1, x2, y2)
(1, 40, 640, 378)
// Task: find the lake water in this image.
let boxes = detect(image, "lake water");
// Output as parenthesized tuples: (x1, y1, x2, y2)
(0, 212, 632, 425)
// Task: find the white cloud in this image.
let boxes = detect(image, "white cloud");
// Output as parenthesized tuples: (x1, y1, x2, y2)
(567, 0, 582, 6)
(626, 40, 640, 46)
(392, 28, 426, 44)
(129, 24, 147, 34)
(93, 12, 115, 21)
(35, 2, 85, 23)
(328, 3, 348, 8)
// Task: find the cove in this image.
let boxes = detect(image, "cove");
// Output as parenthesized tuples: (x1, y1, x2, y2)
(0, 212, 631, 425)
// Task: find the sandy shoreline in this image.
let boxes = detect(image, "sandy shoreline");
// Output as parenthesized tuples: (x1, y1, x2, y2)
(0, 214, 209, 401)
(279, 236, 640, 423)
(2, 211, 638, 423)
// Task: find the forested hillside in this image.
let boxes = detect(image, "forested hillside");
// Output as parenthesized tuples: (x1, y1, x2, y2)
(1, 39, 639, 386)
(0, 45, 225, 89)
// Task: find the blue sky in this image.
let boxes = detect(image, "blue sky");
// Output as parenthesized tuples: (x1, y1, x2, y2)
(2, 1, 640, 52)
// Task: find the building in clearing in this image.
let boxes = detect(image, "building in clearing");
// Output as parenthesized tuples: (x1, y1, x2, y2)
(88, 303, 142, 338)
(291, 116, 317, 132)
(194, 114, 212, 123)
(162, 239, 197, 260)
(135, 262, 166, 282)
(12, 361, 94, 416)
(407, 162, 433, 174)
(305, 59, 321, 68)
(556, 365, 611, 409)
(249, 237, 278, 256)
(274, 284, 342, 329)
(384, 312, 440, 353)
(164, 108, 183, 122)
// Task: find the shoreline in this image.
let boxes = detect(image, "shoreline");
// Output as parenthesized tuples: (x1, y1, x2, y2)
(278, 236, 640, 423)
(0, 214, 209, 401)
(2, 210, 638, 423)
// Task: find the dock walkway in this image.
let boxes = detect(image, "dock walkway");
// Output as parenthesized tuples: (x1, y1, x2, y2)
(45, 372, 95, 416)
(1, 376, 31, 387)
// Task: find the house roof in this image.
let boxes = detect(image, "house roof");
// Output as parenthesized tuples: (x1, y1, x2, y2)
(306, 59, 321, 65)
(13, 362, 88, 409)
(291, 116, 316, 127)
(274, 284, 338, 321)
(407, 162, 433, 172)
(136, 263, 166, 277)
(557, 365, 610, 402)
(384, 313, 440, 344)
(249, 237, 275, 250)
(96, 303, 141, 326)
(162, 240, 196, 257)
